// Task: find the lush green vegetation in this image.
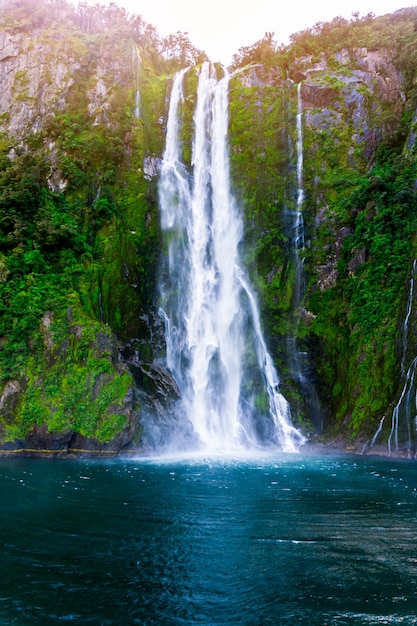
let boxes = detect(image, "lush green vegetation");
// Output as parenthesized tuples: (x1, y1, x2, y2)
(229, 7, 417, 441)
(2, 0, 417, 448)
(0, 0, 206, 445)
(308, 156, 417, 435)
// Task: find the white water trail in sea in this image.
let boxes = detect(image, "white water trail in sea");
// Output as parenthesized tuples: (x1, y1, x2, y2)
(158, 63, 304, 453)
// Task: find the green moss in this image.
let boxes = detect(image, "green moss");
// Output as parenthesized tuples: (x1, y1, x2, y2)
(1, 314, 135, 443)
(3, 0, 417, 446)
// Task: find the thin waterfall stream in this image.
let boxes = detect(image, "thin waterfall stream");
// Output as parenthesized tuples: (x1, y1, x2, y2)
(286, 81, 306, 383)
(296, 83, 305, 227)
(158, 63, 304, 453)
(369, 259, 417, 456)
(284, 82, 321, 431)
(132, 42, 141, 119)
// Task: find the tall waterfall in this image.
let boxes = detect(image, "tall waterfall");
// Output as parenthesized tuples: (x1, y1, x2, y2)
(132, 42, 141, 119)
(284, 83, 305, 381)
(158, 63, 304, 454)
(296, 83, 305, 230)
(294, 82, 306, 323)
(284, 82, 321, 431)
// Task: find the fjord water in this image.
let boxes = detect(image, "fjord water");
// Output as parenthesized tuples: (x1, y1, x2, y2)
(1, 454, 417, 625)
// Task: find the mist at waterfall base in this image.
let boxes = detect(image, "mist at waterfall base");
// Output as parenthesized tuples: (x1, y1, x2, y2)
(149, 63, 304, 456)
(2, 454, 417, 625)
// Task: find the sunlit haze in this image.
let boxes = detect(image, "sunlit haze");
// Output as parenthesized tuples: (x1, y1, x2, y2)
(81, 0, 414, 64)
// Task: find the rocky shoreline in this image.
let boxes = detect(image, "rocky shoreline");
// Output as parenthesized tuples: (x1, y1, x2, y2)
(0, 438, 413, 460)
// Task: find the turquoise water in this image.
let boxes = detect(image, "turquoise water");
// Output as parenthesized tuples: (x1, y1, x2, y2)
(1, 453, 417, 625)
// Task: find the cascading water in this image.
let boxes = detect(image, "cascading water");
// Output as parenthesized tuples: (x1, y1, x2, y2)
(290, 82, 306, 361)
(132, 42, 141, 119)
(284, 82, 322, 431)
(400, 258, 417, 376)
(296, 83, 305, 240)
(158, 63, 304, 454)
(369, 259, 417, 456)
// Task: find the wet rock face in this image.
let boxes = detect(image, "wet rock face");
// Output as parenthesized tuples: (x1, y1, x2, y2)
(0, 25, 131, 141)
(0, 308, 184, 457)
(0, 379, 143, 457)
(235, 63, 284, 88)
(0, 11, 412, 455)
(0, 314, 143, 456)
(297, 48, 404, 154)
(0, 380, 24, 425)
(21, 425, 74, 452)
(297, 48, 403, 101)
(0, 29, 77, 137)
(121, 338, 181, 413)
(301, 82, 337, 110)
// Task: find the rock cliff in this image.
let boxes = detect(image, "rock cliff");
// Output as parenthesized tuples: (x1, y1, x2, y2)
(1, 1, 417, 456)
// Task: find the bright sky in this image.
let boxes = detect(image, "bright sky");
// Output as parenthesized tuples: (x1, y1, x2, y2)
(99, 0, 413, 64)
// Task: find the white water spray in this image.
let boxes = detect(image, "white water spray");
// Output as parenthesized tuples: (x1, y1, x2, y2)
(158, 63, 304, 453)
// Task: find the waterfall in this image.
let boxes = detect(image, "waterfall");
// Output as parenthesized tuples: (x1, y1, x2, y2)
(368, 260, 417, 456)
(296, 83, 304, 218)
(132, 42, 141, 119)
(387, 260, 417, 455)
(293, 82, 305, 326)
(388, 356, 417, 455)
(400, 259, 417, 375)
(134, 91, 140, 120)
(284, 82, 322, 431)
(158, 63, 304, 454)
(284, 83, 306, 380)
